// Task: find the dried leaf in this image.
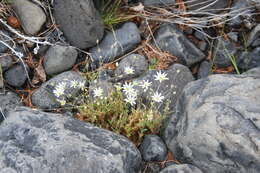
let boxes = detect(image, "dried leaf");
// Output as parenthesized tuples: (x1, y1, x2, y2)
(32, 57, 46, 84)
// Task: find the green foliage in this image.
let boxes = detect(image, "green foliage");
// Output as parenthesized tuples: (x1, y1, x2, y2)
(77, 91, 165, 145)
(100, 0, 135, 29)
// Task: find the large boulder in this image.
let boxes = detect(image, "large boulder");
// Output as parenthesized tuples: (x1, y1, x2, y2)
(163, 74, 260, 173)
(54, 0, 104, 49)
(0, 107, 141, 173)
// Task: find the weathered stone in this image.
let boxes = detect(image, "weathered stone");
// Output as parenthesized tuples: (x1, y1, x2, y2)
(0, 30, 13, 53)
(0, 107, 142, 173)
(12, 0, 46, 35)
(54, 0, 104, 49)
(113, 54, 148, 82)
(141, 0, 175, 6)
(227, 32, 239, 42)
(197, 61, 211, 79)
(163, 74, 260, 173)
(4, 64, 28, 87)
(159, 164, 203, 173)
(0, 55, 13, 71)
(90, 22, 141, 69)
(238, 47, 260, 70)
(43, 45, 78, 75)
(247, 24, 260, 47)
(133, 63, 194, 111)
(243, 67, 260, 76)
(139, 135, 167, 162)
(31, 71, 86, 109)
(154, 24, 205, 66)
(0, 91, 22, 122)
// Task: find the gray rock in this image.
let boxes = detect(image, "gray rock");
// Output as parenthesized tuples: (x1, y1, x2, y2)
(197, 61, 211, 79)
(133, 63, 194, 112)
(163, 74, 260, 173)
(183, 0, 228, 13)
(159, 164, 203, 173)
(194, 31, 207, 41)
(198, 41, 208, 51)
(54, 0, 104, 49)
(243, 67, 260, 76)
(213, 37, 239, 68)
(113, 54, 148, 82)
(0, 91, 22, 122)
(90, 22, 141, 69)
(31, 71, 86, 109)
(141, 162, 161, 173)
(227, 32, 239, 42)
(247, 24, 260, 47)
(43, 45, 78, 75)
(141, 0, 175, 6)
(238, 47, 260, 70)
(154, 24, 205, 66)
(228, 0, 255, 28)
(0, 107, 141, 173)
(4, 64, 28, 87)
(0, 30, 13, 53)
(12, 0, 46, 35)
(0, 55, 13, 71)
(139, 135, 167, 162)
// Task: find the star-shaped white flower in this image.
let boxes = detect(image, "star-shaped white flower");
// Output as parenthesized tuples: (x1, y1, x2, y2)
(78, 81, 85, 89)
(139, 80, 152, 92)
(122, 82, 136, 97)
(154, 71, 168, 83)
(124, 66, 135, 75)
(124, 95, 137, 106)
(53, 82, 66, 97)
(93, 87, 104, 98)
(151, 92, 165, 103)
(70, 80, 78, 88)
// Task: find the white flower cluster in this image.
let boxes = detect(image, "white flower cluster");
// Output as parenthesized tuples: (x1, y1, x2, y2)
(53, 80, 86, 106)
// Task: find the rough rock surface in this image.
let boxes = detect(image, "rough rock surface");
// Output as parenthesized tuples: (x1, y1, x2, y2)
(113, 54, 148, 82)
(159, 164, 203, 173)
(0, 30, 13, 53)
(154, 24, 205, 66)
(238, 47, 260, 70)
(141, 0, 175, 6)
(164, 74, 260, 173)
(89, 22, 141, 69)
(247, 24, 260, 47)
(54, 0, 104, 49)
(0, 55, 12, 71)
(139, 135, 167, 162)
(0, 91, 22, 122)
(32, 71, 85, 109)
(43, 45, 78, 75)
(133, 63, 194, 111)
(0, 107, 141, 173)
(197, 61, 211, 79)
(4, 64, 28, 87)
(12, 0, 46, 35)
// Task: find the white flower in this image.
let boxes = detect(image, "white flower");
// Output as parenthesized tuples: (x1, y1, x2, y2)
(70, 80, 78, 88)
(114, 83, 122, 91)
(122, 82, 136, 97)
(124, 66, 135, 75)
(139, 80, 152, 92)
(154, 71, 168, 83)
(78, 81, 85, 89)
(93, 87, 103, 98)
(58, 99, 66, 106)
(124, 95, 137, 106)
(53, 82, 66, 97)
(151, 92, 165, 103)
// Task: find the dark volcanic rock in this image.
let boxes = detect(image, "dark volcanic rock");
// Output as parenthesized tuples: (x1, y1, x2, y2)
(154, 24, 205, 66)
(238, 47, 260, 70)
(0, 91, 22, 122)
(31, 71, 85, 109)
(163, 74, 260, 173)
(89, 22, 141, 69)
(0, 107, 141, 173)
(4, 64, 28, 87)
(139, 135, 167, 162)
(43, 45, 78, 75)
(54, 0, 104, 49)
(159, 164, 203, 173)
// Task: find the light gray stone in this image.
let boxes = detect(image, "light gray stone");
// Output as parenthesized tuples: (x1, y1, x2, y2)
(238, 47, 260, 70)
(90, 22, 141, 69)
(0, 107, 142, 173)
(54, 0, 104, 49)
(164, 74, 260, 173)
(247, 24, 260, 47)
(159, 164, 203, 173)
(12, 0, 46, 35)
(43, 45, 78, 75)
